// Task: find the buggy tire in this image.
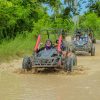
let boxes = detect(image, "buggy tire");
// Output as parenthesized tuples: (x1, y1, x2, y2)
(73, 55, 77, 66)
(91, 45, 95, 56)
(64, 56, 74, 72)
(22, 56, 32, 71)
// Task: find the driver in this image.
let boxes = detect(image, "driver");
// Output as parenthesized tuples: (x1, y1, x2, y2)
(37, 39, 55, 58)
(36, 39, 53, 53)
(45, 39, 53, 50)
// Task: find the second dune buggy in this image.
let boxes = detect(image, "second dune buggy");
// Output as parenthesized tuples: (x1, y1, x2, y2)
(71, 32, 95, 56)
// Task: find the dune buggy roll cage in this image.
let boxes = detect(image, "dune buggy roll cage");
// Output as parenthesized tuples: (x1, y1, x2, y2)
(34, 29, 65, 53)
(40, 28, 67, 38)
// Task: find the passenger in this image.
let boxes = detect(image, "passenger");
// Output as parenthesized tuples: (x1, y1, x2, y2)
(74, 35, 80, 44)
(84, 33, 88, 42)
(36, 39, 52, 53)
(89, 32, 92, 38)
(79, 36, 83, 41)
(36, 40, 53, 57)
(55, 39, 66, 51)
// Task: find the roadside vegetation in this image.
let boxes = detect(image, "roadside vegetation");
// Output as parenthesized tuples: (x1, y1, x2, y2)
(79, 1, 100, 39)
(0, 0, 100, 62)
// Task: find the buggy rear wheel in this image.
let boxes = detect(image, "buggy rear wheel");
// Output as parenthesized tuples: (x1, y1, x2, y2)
(64, 56, 74, 72)
(91, 46, 95, 56)
(73, 55, 77, 66)
(22, 56, 32, 71)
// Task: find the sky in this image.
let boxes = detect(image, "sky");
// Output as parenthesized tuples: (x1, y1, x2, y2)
(45, 0, 89, 16)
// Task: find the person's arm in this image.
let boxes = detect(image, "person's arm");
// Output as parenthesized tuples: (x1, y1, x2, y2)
(36, 47, 45, 53)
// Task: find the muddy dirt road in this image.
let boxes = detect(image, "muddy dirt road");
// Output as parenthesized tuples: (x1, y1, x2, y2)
(0, 41, 100, 100)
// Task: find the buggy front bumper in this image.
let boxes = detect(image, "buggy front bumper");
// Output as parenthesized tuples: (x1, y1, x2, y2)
(32, 57, 60, 68)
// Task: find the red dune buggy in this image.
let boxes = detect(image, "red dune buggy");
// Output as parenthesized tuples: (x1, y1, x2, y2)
(22, 29, 77, 72)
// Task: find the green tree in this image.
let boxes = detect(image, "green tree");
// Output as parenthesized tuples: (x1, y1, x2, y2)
(79, 13, 99, 29)
(89, 1, 100, 17)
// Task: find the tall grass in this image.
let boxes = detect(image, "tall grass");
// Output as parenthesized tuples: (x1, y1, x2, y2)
(0, 32, 36, 63)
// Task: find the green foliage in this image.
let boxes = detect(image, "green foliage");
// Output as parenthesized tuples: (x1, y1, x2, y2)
(52, 18, 74, 31)
(0, 0, 43, 40)
(79, 13, 100, 39)
(80, 13, 99, 29)
(33, 14, 52, 33)
(89, 1, 100, 17)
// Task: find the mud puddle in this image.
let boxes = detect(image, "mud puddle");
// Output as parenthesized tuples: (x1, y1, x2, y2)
(0, 40, 100, 100)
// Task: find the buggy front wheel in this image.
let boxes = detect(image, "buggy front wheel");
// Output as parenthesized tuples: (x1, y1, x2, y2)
(91, 46, 95, 56)
(22, 56, 32, 71)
